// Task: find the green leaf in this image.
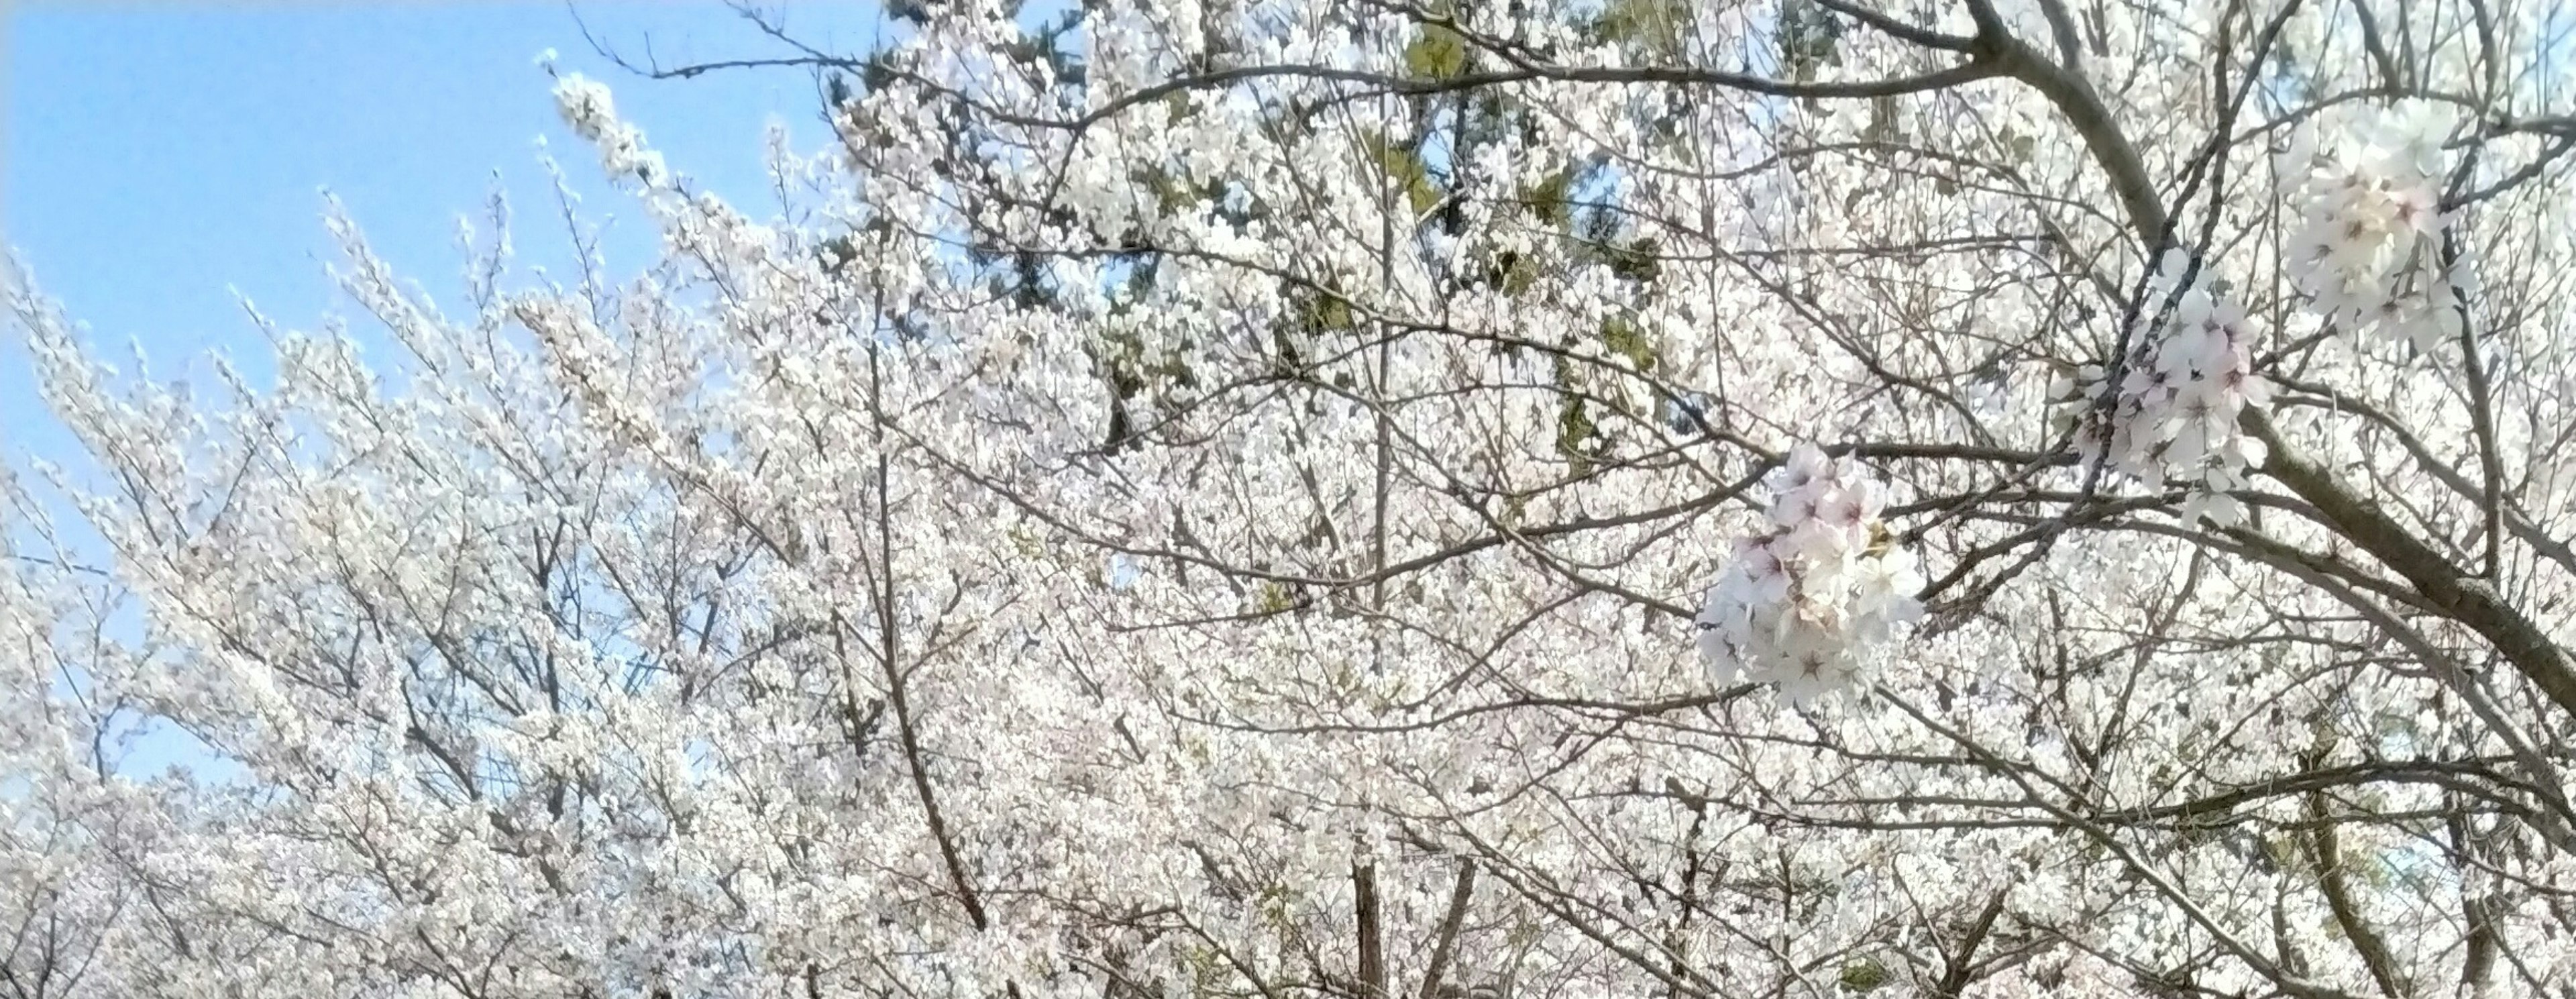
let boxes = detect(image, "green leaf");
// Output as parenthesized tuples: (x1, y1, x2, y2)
(1601, 315, 1659, 370)
(1556, 394, 1597, 477)
(1778, 0, 1846, 66)
(1483, 250, 1540, 297)
(1593, 0, 1691, 60)
(1601, 237, 1662, 284)
(1839, 957, 1889, 993)
(1403, 23, 1470, 80)
(1523, 166, 1577, 226)
(1367, 132, 1445, 215)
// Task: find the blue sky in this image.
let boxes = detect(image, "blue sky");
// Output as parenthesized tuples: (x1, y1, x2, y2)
(5, 1, 881, 777)
(6, 1, 879, 463)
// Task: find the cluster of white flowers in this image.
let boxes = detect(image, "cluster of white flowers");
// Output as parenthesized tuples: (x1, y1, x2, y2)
(2283, 101, 2469, 352)
(551, 73, 665, 185)
(21, 7, 2576, 996)
(2052, 251, 2271, 527)
(1697, 445, 1923, 703)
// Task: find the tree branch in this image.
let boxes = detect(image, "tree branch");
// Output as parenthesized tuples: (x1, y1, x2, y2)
(2243, 408, 2576, 721)
(1354, 862, 1386, 999)
(1416, 860, 1477, 999)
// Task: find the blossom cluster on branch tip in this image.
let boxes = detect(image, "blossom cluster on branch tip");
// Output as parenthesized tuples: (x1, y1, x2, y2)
(2284, 101, 2471, 353)
(2052, 250, 2271, 527)
(1697, 445, 1923, 704)
(553, 73, 665, 186)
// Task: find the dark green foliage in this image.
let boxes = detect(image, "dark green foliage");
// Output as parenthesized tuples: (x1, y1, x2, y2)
(1779, 0, 1846, 81)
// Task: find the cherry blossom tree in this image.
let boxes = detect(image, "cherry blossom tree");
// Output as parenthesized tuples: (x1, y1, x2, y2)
(11, 0, 2576, 996)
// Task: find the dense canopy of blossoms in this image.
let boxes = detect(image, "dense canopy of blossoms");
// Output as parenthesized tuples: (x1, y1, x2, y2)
(9, 1, 2576, 997)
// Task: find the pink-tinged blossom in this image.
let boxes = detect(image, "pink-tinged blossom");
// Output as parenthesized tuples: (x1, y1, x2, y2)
(2051, 251, 2270, 526)
(1700, 445, 1923, 703)
(2284, 101, 2469, 353)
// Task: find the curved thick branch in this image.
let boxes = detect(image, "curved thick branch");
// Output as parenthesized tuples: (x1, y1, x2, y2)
(2243, 409, 2576, 721)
